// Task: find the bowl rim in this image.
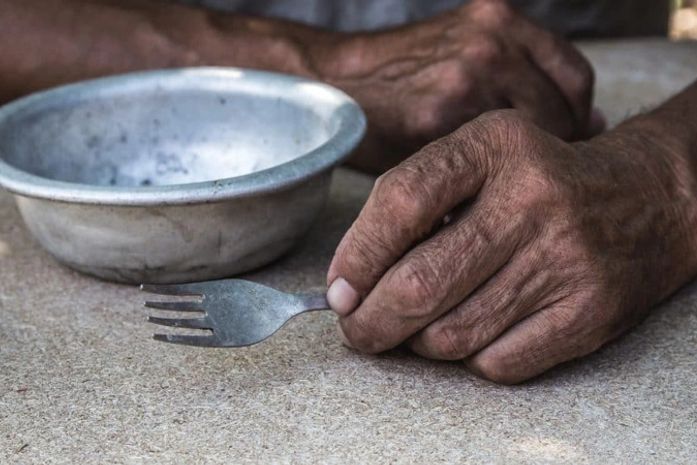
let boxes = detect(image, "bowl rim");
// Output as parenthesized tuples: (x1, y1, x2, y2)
(0, 67, 366, 206)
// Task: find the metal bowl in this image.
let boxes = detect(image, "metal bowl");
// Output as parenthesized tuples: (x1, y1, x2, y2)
(0, 68, 366, 283)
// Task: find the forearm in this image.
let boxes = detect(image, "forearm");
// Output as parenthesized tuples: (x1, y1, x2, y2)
(594, 81, 697, 194)
(615, 81, 697, 217)
(0, 0, 337, 102)
(624, 80, 697, 160)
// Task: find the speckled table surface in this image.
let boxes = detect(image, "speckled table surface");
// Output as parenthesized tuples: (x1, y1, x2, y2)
(1, 39, 696, 465)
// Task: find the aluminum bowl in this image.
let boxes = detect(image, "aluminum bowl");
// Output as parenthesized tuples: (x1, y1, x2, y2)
(0, 68, 366, 283)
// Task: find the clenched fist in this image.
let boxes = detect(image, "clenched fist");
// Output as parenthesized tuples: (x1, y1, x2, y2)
(326, 107, 697, 384)
(320, 0, 603, 172)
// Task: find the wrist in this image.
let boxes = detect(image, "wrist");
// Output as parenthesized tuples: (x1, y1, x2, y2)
(607, 108, 697, 215)
(144, 5, 341, 79)
(593, 95, 697, 291)
(611, 81, 697, 161)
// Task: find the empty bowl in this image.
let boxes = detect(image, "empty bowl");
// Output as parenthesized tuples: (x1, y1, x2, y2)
(0, 67, 366, 283)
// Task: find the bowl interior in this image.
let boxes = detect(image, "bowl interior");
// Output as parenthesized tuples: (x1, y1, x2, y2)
(0, 72, 335, 187)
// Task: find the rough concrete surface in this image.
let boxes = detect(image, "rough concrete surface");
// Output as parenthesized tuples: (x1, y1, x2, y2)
(1, 39, 696, 464)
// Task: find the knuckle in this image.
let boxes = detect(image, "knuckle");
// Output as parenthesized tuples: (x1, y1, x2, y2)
(473, 111, 568, 209)
(539, 307, 588, 347)
(543, 307, 602, 359)
(478, 108, 527, 133)
(393, 259, 443, 314)
(436, 60, 471, 88)
(463, 35, 505, 67)
(472, 214, 499, 247)
(421, 324, 468, 360)
(476, 109, 539, 152)
(470, 0, 516, 28)
(407, 103, 445, 140)
(505, 115, 539, 146)
(541, 309, 575, 336)
(403, 95, 458, 141)
(511, 162, 559, 210)
(338, 225, 389, 276)
(449, 110, 522, 175)
(374, 168, 433, 231)
(470, 352, 518, 385)
(433, 61, 476, 101)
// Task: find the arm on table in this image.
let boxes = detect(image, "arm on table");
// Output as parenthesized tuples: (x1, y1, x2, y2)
(326, 80, 697, 383)
(0, 0, 334, 103)
(0, 0, 599, 173)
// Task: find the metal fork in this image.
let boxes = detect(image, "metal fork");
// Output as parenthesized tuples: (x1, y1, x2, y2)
(141, 279, 329, 347)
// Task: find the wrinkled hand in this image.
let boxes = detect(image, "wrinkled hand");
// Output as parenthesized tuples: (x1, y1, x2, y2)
(326, 110, 697, 384)
(320, 0, 602, 173)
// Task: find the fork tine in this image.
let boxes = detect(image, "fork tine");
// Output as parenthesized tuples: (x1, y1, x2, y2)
(153, 333, 220, 347)
(145, 301, 204, 312)
(148, 316, 211, 330)
(140, 283, 205, 297)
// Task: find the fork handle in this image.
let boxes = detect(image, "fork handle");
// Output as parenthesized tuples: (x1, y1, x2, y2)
(298, 293, 330, 312)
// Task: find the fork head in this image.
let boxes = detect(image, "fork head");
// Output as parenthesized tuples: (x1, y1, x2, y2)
(141, 279, 318, 348)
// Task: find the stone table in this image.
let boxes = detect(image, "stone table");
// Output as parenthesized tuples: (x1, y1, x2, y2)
(1, 39, 696, 465)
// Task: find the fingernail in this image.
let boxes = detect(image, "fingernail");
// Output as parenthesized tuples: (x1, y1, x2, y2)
(589, 107, 607, 136)
(327, 277, 361, 316)
(336, 322, 354, 348)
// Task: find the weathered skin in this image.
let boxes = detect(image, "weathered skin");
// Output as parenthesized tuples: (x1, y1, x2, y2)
(327, 83, 697, 384)
(321, 0, 601, 171)
(0, 0, 598, 173)
(4, 0, 696, 384)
